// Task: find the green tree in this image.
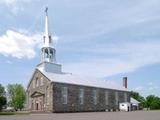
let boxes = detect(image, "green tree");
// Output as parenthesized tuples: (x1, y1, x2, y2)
(0, 84, 7, 111)
(145, 95, 160, 110)
(0, 84, 6, 96)
(7, 84, 26, 111)
(130, 91, 145, 108)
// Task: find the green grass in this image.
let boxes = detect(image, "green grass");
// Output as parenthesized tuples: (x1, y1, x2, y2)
(0, 111, 30, 115)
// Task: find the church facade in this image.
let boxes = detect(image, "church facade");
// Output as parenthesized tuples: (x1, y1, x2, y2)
(26, 8, 130, 113)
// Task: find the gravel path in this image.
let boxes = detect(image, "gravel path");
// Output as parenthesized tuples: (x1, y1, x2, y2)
(0, 110, 160, 120)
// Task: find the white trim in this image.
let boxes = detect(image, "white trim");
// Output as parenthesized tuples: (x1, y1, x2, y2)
(93, 90, 97, 105)
(79, 88, 84, 105)
(105, 91, 109, 105)
(62, 87, 68, 104)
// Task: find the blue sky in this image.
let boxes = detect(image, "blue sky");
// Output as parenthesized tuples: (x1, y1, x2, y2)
(0, 0, 160, 97)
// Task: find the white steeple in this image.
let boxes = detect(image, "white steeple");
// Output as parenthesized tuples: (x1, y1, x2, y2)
(41, 7, 56, 63)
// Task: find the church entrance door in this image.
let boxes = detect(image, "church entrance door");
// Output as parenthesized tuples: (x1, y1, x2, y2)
(36, 103, 39, 110)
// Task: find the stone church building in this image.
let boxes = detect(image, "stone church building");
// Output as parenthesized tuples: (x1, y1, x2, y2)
(26, 8, 130, 113)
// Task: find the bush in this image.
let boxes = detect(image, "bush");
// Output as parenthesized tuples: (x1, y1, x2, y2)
(0, 96, 7, 110)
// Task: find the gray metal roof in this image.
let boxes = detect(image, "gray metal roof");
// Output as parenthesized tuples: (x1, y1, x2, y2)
(37, 67, 130, 92)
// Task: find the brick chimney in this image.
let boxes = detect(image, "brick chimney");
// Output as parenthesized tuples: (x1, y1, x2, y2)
(122, 77, 127, 88)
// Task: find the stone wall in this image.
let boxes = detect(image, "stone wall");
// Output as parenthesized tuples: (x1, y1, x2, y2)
(52, 82, 130, 112)
(27, 70, 53, 112)
(27, 69, 130, 113)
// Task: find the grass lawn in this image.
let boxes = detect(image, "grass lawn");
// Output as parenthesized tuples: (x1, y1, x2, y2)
(0, 111, 30, 115)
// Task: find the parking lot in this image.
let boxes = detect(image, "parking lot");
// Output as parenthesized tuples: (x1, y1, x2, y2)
(0, 110, 160, 120)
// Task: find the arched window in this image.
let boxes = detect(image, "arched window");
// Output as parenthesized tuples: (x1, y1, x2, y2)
(46, 86, 49, 104)
(124, 92, 127, 102)
(49, 36, 51, 43)
(62, 87, 68, 104)
(40, 77, 43, 86)
(44, 49, 49, 58)
(115, 91, 119, 105)
(79, 89, 84, 104)
(43, 36, 45, 43)
(50, 49, 53, 59)
(93, 89, 98, 105)
(35, 77, 39, 87)
(33, 80, 35, 88)
(105, 91, 109, 105)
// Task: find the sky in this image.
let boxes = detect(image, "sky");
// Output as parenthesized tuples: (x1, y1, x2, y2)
(0, 0, 160, 97)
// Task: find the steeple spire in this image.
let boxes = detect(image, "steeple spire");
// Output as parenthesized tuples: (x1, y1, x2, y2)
(43, 7, 52, 47)
(41, 7, 56, 63)
(44, 7, 50, 42)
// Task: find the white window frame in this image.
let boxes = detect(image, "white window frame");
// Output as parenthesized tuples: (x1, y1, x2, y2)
(36, 78, 39, 87)
(46, 86, 49, 104)
(124, 92, 127, 102)
(62, 87, 68, 104)
(33, 80, 35, 88)
(40, 77, 43, 86)
(115, 91, 119, 105)
(79, 89, 84, 105)
(93, 90, 97, 105)
(105, 91, 109, 105)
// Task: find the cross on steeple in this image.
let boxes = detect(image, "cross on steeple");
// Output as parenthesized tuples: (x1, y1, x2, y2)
(45, 7, 48, 16)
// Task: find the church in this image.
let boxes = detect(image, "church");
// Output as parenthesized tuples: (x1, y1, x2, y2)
(26, 8, 130, 113)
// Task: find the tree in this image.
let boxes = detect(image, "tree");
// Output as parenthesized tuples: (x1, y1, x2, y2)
(130, 91, 145, 109)
(7, 84, 26, 111)
(145, 95, 160, 110)
(0, 84, 7, 111)
(0, 84, 6, 96)
(0, 96, 7, 111)
(130, 91, 160, 110)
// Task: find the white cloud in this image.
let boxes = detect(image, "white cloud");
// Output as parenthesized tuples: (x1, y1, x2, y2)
(133, 86, 144, 91)
(0, 29, 59, 59)
(63, 41, 160, 77)
(148, 82, 153, 86)
(59, 0, 160, 43)
(0, 0, 17, 5)
(0, 0, 32, 5)
(6, 60, 13, 64)
(0, 0, 35, 15)
(132, 83, 160, 97)
(0, 30, 41, 59)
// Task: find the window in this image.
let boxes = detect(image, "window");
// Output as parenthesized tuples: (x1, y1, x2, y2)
(43, 36, 45, 43)
(105, 91, 109, 105)
(124, 92, 127, 102)
(40, 77, 43, 86)
(33, 80, 35, 88)
(49, 50, 53, 59)
(115, 91, 119, 105)
(44, 49, 49, 58)
(79, 89, 84, 105)
(46, 86, 49, 104)
(49, 36, 51, 43)
(36, 77, 39, 87)
(62, 87, 68, 104)
(93, 90, 98, 105)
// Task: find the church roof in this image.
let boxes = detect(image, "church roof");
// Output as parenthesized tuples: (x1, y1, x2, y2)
(130, 97, 140, 104)
(37, 67, 129, 92)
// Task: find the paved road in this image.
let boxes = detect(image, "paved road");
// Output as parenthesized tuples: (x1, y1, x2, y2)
(0, 110, 160, 120)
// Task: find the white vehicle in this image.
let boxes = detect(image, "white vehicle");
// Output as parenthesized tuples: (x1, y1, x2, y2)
(119, 102, 131, 112)
(2, 107, 15, 112)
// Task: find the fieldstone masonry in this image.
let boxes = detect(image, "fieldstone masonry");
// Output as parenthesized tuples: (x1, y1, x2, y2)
(27, 69, 130, 113)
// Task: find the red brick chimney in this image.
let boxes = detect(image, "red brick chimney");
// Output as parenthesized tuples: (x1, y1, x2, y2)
(123, 77, 127, 88)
